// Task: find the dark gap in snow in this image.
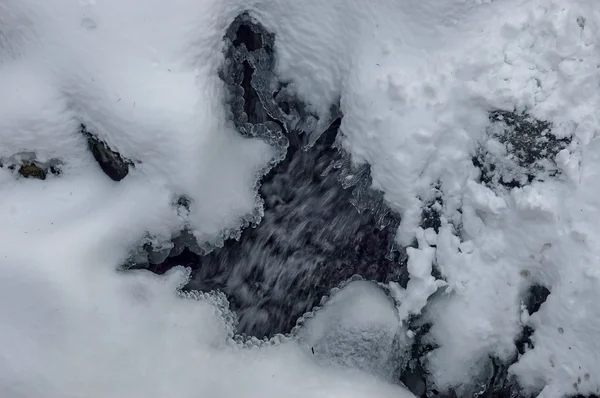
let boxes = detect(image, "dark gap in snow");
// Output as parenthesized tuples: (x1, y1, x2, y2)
(183, 119, 404, 337)
(420, 201, 442, 233)
(132, 248, 200, 275)
(233, 23, 263, 51)
(524, 284, 551, 314)
(400, 320, 437, 397)
(176, 195, 191, 212)
(516, 284, 551, 355)
(124, 12, 406, 340)
(473, 110, 571, 190)
(431, 285, 552, 398)
(418, 184, 444, 282)
(80, 123, 133, 181)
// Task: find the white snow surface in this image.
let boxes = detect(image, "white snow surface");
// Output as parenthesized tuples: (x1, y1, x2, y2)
(2, 0, 600, 397)
(298, 280, 406, 381)
(261, 0, 600, 395)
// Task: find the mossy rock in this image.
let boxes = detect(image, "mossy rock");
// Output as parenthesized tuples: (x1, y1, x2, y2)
(18, 163, 47, 180)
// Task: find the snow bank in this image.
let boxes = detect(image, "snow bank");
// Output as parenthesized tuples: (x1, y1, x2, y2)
(0, 0, 275, 249)
(0, 220, 414, 398)
(298, 280, 404, 381)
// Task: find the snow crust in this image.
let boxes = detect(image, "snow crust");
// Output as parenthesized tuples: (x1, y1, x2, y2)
(2, 0, 600, 396)
(298, 280, 404, 381)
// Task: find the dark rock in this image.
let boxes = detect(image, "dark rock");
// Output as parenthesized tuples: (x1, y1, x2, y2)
(516, 284, 551, 355)
(473, 110, 571, 189)
(81, 124, 133, 181)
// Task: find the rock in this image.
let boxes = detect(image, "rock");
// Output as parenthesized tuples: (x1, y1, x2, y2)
(18, 163, 47, 180)
(473, 110, 571, 189)
(81, 124, 133, 181)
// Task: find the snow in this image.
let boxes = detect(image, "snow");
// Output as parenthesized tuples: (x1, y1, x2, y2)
(0, 1, 415, 397)
(262, 0, 600, 395)
(2, 0, 600, 396)
(298, 280, 405, 381)
(0, 231, 414, 398)
(0, 0, 275, 248)
(390, 229, 447, 322)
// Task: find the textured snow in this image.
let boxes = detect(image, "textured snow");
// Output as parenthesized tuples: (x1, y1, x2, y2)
(0, 229, 413, 398)
(298, 280, 404, 381)
(0, 0, 274, 248)
(2, 0, 600, 396)
(261, 0, 600, 395)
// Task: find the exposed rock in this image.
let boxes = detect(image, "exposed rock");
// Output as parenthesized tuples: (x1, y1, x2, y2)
(1, 152, 62, 180)
(81, 124, 133, 181)
(473, 110, 571, 189)
(18, 163, 47, 179)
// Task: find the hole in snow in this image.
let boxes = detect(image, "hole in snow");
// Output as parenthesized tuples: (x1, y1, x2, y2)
(516, 284, 551, 355)
(233, 23, 263, 51)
